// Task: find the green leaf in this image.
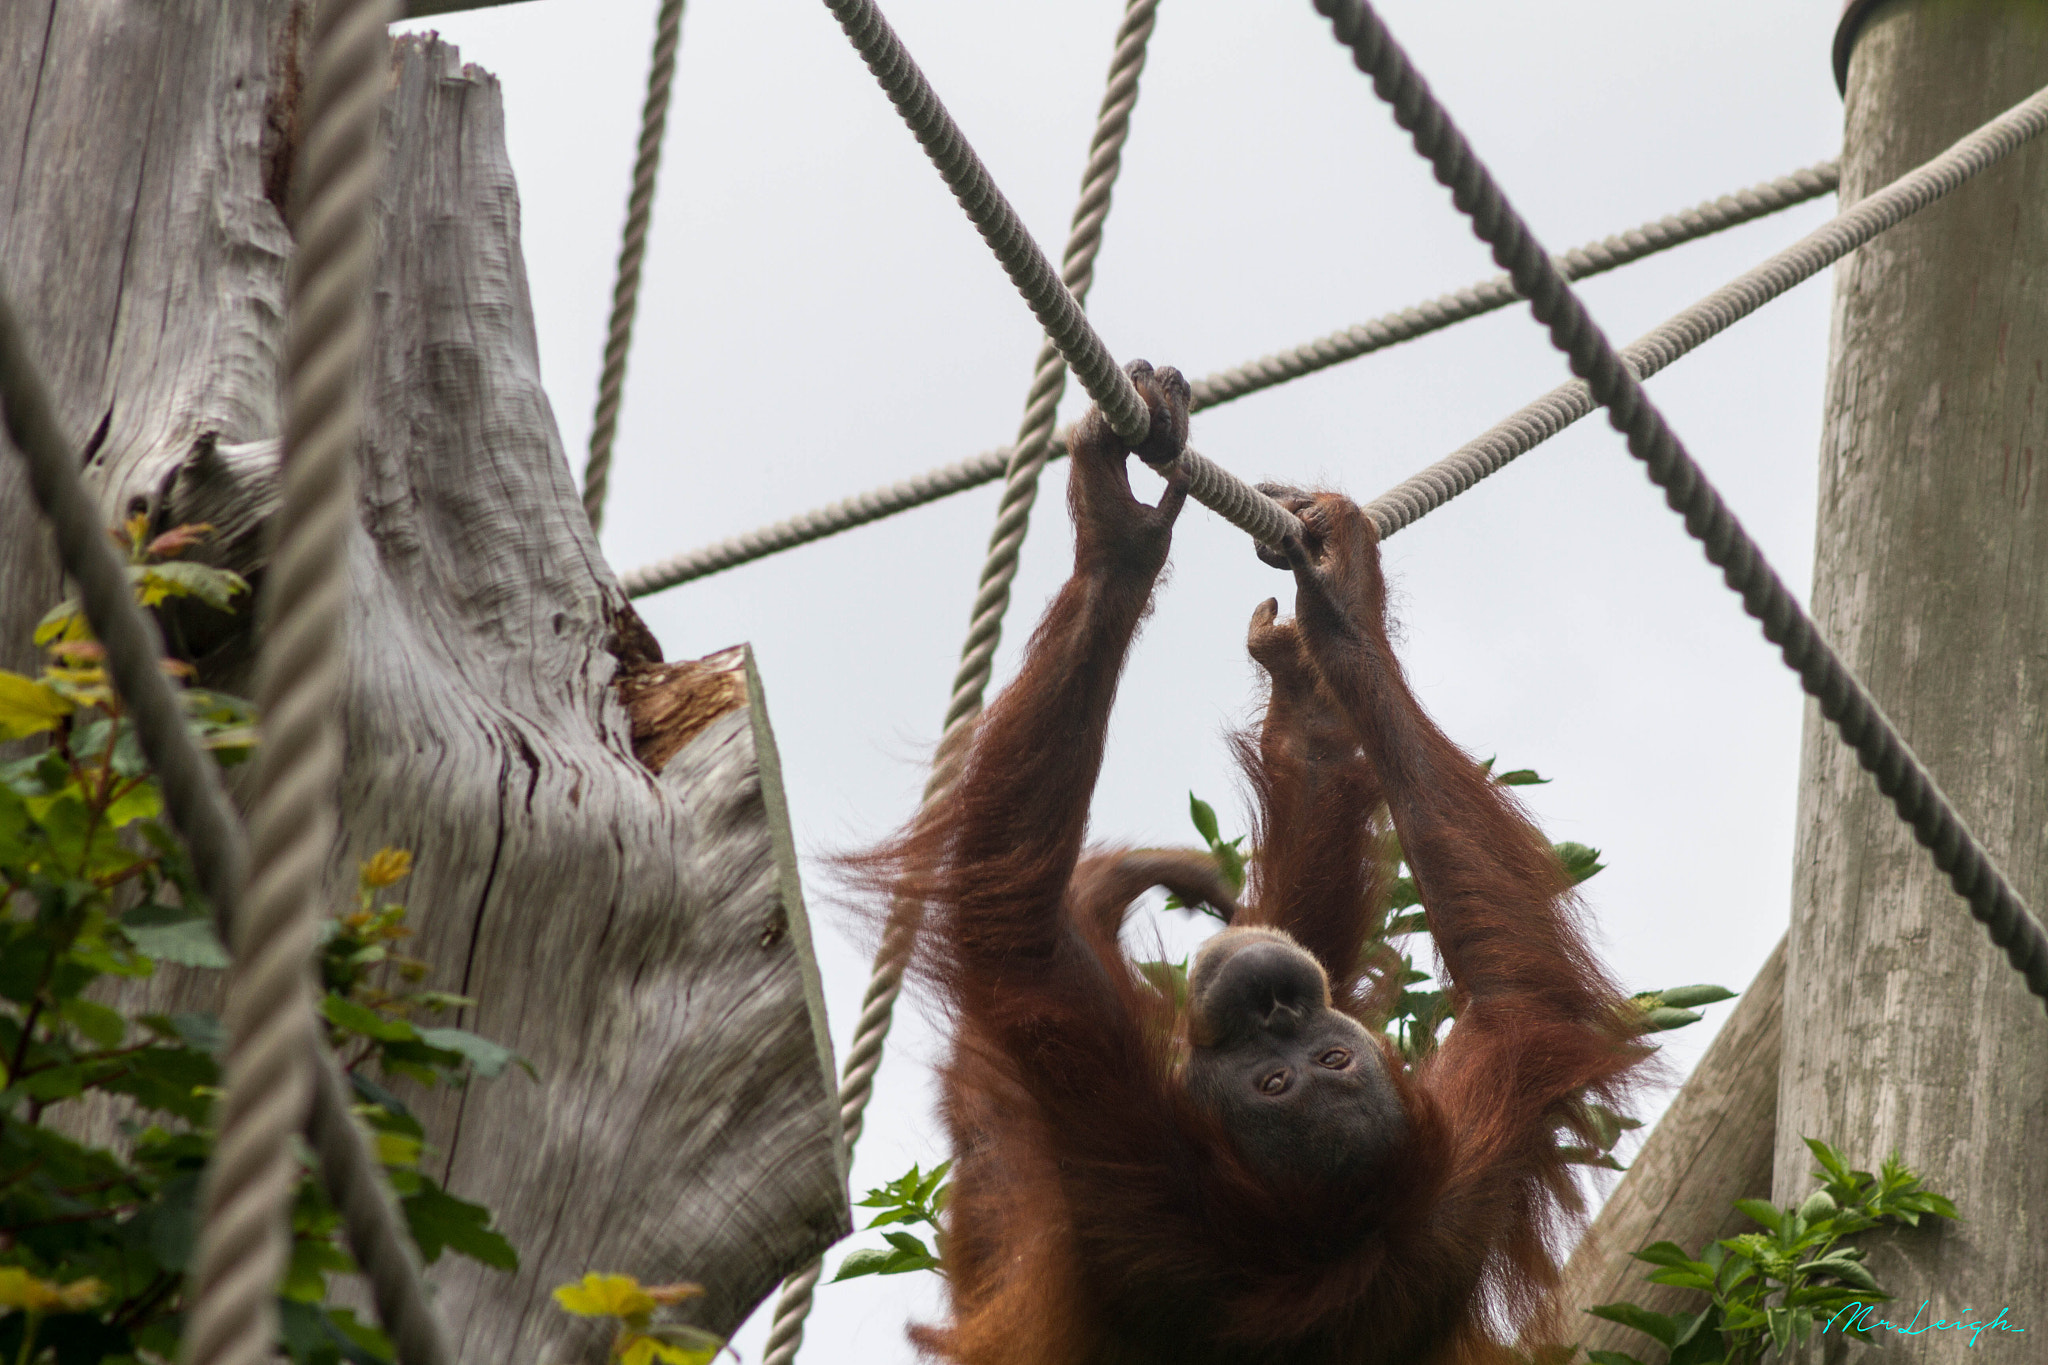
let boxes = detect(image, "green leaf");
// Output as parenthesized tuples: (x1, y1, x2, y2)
(1554, 841, 1605, 883)
(882, 1229, 934, 1258)
(283, 1233, 358, 1302)
(1188, 793, 1220, 846)
(1734, 1199, 1784, 1234)
(1631, 1241, 1704, 1271)
(830, 1248, 897, 1282)
(134, 560, 250, 612)
(1642, 1006, 1704, 1032)
(1495, 768, 1549, 786)
(1586, 1303, 1681, 1348)
(1802, 1136, 1853, 1186)
(402, 1176, 518, 1270)
(122, 906, 231, 969)
(103, 778, 164, 828)
(1651, 984, 1737, 1009)
(1584, 1353, 1648, 1365)
(59, 995, 127, 1048)
(1797, 1190, 1838, 1223)
(321, 992, 418, 1043)
(1795, 1255, 1880, 1292)
(414, 1027, 520, 1079)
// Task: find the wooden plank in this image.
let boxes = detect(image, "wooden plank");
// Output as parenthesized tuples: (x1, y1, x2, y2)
(0, 8, 848, 1359)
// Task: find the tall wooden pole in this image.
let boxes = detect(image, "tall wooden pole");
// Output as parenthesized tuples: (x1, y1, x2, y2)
(1777, 4, 2048, 1357)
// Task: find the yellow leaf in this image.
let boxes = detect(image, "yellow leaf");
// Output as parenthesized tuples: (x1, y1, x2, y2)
(0, 1268, 105, 1313)
(618, 1337, 717, 1365)
(125, 512, 149, 554)
(32, 601, 90, 646)
(375, 1131, 423, 1167)
(362, 847, 414, 889)
(553, 1273, 656, 1321)
(0, 669, 74, 740)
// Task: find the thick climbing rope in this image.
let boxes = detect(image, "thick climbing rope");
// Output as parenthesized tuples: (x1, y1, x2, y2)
(759, 7, 1161, 1361)
(181, 0, 456, 1362)
(1364, 81, 2048, 540)
(819, 0, 1150, 446)
(0, 288, 452, 1365)
(580, 0, 687, 534)
(619, 159, 1838, 597)
(816, 0, 1303, 545)
(1312, 0, 2048, 1008)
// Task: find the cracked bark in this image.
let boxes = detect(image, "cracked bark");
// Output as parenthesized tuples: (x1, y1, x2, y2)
(0, 7, 847, 1361)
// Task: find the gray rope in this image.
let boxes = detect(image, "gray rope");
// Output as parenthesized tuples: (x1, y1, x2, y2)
(619, 159, 1839, 598)
(580, 0, 687, 534)
(0, 301, 451, 1365)
(1365, 89, 2048, 539)
(760, 6, 1160, 1362)
(1314, 0, 2048, 1008)
(184, 0, 460, 1361)
(1190, 159, 1838, 410)
(819, 0, 1150, 446)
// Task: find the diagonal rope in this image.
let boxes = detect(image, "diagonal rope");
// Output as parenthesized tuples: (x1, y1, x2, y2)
(819, 0, 1150, 445)
(1363, 85, 2048, 539)
(181, 1, 460, 1362)
(759, 8, 1162, 1362)
(1312, 0, 2048, 1008)
(619, 159, 1838, 597)
(580, 0, 688, 534)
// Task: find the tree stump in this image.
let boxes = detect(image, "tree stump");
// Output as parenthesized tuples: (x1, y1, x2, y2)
(0, 6, 848, 1359)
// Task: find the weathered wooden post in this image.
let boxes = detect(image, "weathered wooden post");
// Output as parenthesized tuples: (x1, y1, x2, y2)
(0, 6, 847, 1360)
(1775, 2, 2048, 1357)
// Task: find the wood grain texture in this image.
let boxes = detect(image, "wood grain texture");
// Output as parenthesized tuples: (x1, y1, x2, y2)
(1551, 938, 1783, 1356)
(1780, 5, 2048, 1360)
(0, 7, 847, 1360)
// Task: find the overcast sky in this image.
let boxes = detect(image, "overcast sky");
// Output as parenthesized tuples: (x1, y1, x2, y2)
(399, 1, 1846, 1358)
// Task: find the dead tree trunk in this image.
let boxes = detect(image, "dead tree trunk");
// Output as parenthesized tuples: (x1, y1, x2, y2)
(1775, 3, 2048, 1359)
(0, 6, 847, 1360)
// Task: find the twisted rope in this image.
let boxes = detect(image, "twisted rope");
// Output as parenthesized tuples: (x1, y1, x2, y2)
(183, 0, 452, 1362)
(820, 0, 1150, 445)
(760, 7, 1159, 1362)
(1314, 0, 2048, 1007)
(620, 159, 1839, 597)
(1364, 87, 2048, 539)
(580, 0, 687, 534)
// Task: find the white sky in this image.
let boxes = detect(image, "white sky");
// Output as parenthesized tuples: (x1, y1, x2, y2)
(398, 2, 1844, 1358)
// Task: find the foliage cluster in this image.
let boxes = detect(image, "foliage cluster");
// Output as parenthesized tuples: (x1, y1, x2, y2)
(1577, 1139, 1957, 1365)
(0, 522, 517, 1365)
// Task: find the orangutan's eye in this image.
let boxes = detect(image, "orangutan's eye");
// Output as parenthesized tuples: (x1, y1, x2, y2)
(1317, 1048, 1351, 1069)
(1259, 1070, 1290, 1095)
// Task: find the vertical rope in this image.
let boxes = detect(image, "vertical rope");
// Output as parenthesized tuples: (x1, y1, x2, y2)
(182, 1, 392, 1362)
(581, 0, 689, 533)
(758, 5, 1159, 1360)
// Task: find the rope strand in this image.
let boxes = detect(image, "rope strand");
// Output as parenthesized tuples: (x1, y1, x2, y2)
(184, 1, 462, 1363)
(1314, 0, 2048, 1008)
(581, 0, 688, 533)
(760, 7, 1161, 1362)
(620, 159, 1838, 597)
